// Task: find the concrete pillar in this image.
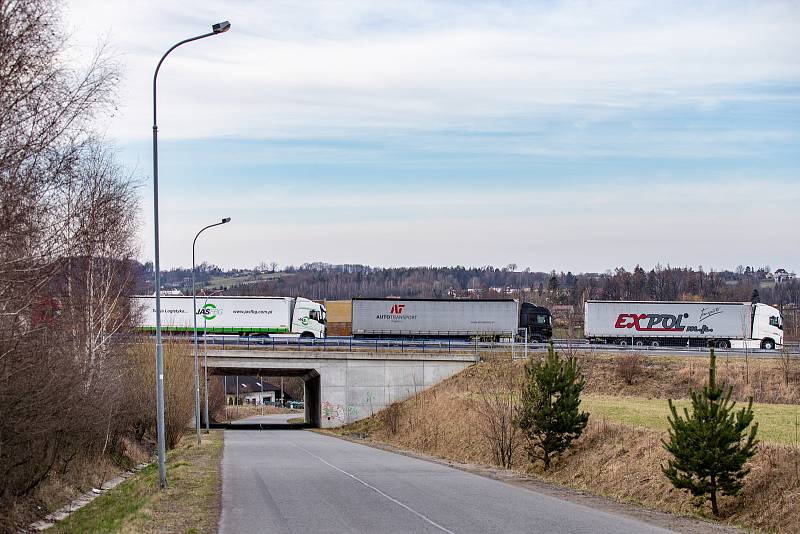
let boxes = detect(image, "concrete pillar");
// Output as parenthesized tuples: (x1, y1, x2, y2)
(304, 372, 321, 427)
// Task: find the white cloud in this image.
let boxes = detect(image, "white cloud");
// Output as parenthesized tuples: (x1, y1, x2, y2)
(64, 0, 800, 142)
(60, 1, 800, 273)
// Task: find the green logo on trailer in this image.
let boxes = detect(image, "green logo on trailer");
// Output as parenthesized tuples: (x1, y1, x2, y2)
(198, 303, 219, 320)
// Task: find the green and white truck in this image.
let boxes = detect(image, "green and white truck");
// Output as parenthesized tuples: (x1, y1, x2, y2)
(133, 295, 327, 338)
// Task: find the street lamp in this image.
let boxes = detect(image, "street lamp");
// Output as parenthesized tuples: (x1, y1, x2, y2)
(201, 289, 224, 432)
(192, 218, 231, 443)
(151, 21, 231, 489)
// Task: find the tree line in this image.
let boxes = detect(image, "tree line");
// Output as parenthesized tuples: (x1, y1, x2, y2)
(153, 261, 799, 311)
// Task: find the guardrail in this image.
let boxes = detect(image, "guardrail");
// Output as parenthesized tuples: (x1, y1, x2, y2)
(144, 334, 800, 358)
(189, 335, 481, 354)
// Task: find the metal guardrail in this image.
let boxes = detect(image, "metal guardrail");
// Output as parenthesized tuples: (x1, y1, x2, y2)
(147, 334, 800, 358)
(186, 334, 481, 354)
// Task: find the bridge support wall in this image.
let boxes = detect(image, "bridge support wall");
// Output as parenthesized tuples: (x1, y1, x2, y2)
(207, 350, 476, 428)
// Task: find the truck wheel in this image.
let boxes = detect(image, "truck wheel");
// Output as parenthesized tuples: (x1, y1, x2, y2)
(634, 340, 644, 347)
(650, 340, 660, 347)
(300, 331, 315, 339)
(761, 339, 775, 350)
(619, 339, 628, 346)
(716, 340, 730, 349)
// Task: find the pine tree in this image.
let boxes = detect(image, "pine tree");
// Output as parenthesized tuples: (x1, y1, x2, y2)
(662, 349, 759, 516)
(516, 345, 589, 469)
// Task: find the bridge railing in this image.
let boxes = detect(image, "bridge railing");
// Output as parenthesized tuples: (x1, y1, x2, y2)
(127, 334, 800, 358)
(175, 334, 483, 355)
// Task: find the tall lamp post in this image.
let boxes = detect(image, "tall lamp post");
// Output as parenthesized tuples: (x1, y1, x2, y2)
(202, 289, 223, 432)
(192, 218, 231, 443)
(152, 20, 230, 489)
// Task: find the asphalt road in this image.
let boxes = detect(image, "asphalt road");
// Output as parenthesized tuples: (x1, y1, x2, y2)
(219, 430, 674, 534)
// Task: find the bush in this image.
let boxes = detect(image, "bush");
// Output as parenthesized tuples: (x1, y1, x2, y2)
(381, 403, 403, 435)
(616, 354, 645, 385)
(124, 341, 195, 449)
(471, 360, 521, 468)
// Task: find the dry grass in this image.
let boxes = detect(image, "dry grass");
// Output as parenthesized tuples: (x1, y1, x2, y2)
(50, 431, 223, 534)
(546, 351, 800, 405)
(336, 356, 800, 533)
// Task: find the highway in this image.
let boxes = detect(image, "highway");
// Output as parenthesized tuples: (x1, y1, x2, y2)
(219, 429, 674, 534)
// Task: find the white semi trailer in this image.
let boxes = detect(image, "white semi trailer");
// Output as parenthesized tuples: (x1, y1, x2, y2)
(133, 295, 326, 338)
(351, 298, 553, 341)
(584, 300, 784, 349)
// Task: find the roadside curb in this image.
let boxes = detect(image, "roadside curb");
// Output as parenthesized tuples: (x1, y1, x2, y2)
(315, 430, 745, 534)
(27, 461, 153, 531)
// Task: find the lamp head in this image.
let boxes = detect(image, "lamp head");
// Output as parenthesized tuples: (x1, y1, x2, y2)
(221, 217, 231, 224)
(212, 21, 231, 34)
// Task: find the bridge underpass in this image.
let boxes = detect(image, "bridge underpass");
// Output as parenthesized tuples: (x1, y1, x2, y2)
(207, 349, 478, 428)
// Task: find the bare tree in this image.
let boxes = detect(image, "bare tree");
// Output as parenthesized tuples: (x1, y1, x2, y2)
(0, 1, 146, 519)
(471, 360, 522, 468)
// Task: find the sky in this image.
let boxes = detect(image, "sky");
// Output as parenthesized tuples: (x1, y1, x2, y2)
(63, 0, 800, 273)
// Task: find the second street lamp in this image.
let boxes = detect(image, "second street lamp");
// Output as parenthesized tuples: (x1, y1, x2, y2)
(192, 217, 231, 444)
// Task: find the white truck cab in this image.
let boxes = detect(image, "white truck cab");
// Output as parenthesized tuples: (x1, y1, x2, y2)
(746, 303, 783, 350)
(291, 297, 327, 338)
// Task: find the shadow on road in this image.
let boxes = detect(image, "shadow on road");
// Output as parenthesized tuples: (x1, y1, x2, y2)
(210, 422, 312, 430)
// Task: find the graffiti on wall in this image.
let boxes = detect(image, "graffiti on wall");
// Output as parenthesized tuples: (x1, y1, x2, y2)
(321, 401, 343, 422)
(322, 392, 382, 422)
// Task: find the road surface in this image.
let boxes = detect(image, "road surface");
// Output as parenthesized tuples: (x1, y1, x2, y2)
(219, 429, 674, 534)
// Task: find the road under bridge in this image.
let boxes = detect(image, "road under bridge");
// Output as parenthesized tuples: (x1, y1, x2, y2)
(207, 349, 477, 428)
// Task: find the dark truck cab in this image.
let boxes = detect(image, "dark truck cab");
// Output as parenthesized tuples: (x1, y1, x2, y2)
(519, 302, 553, 342)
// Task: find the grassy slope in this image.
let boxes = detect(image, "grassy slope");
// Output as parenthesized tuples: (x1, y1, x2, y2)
(50, 431, 223, 534)
(336, 355, 800, 533)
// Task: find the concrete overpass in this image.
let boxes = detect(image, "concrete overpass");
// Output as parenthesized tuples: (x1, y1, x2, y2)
(207, 349, 478, 428)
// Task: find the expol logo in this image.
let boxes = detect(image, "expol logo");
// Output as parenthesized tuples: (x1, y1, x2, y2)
(196, 303, 221, 320)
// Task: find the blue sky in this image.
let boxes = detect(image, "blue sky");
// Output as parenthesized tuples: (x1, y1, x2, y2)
(66, 1, 800, 273)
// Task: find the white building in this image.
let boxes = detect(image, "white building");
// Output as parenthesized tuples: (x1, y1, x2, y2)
(767, 269, 796, 283)
(224, 376, 284, 405)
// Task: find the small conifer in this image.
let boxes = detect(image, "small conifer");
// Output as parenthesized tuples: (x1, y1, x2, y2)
(662, 349, 759, 516)
(516, 345, 589, 469)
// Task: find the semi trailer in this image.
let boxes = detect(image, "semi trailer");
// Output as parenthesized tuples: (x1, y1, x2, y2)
(133, 295, 326, 338)
(351, 298, 552, 342)
(584, 300, 783, 349)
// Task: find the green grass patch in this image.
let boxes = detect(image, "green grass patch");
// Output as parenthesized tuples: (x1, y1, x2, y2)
(205, 272, 284, 289)
(286, 417, 305, 424)
(583, 394, 800, 445)
(50, 431, 223, 534)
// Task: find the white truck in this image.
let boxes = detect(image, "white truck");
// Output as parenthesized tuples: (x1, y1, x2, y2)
(584, 300, 784, 349)
(133, 295, 326, 338)
(351, 298, 553, 342)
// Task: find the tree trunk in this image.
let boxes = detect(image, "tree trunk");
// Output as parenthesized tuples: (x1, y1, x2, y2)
(710, 475, 718, 516)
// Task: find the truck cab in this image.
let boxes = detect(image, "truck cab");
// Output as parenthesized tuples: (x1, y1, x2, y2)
(751, 303, 783, 350)
(519, 303, 553, 342)
(292, 298, 327, 338)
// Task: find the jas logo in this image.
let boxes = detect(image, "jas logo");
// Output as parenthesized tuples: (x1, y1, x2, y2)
(196, 303, 221, 320)
(390, 304, 405, 314)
